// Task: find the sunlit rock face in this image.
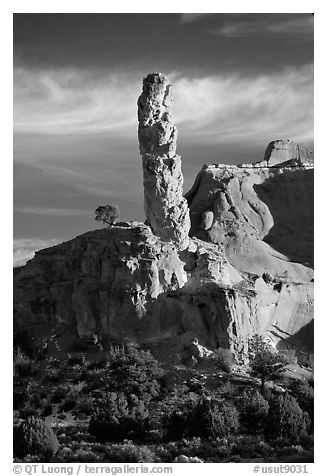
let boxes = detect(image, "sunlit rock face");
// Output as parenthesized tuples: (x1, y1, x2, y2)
(185, 142, 314, 355)
(13, 72, 314, 361)
(137, 73, 190, 250)
(186, 143, 314, 273)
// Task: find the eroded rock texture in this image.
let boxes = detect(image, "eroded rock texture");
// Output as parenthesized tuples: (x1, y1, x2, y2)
(13, 75, 314, 361)
(138, 73, 190, 250)
(14, 142, 314, 359)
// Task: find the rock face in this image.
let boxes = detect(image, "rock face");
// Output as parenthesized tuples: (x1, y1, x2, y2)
(186, 151, 314, 273)
(259, 139, 314, 168)
(13, 73, 314, 361)
(14, 222, 245, 355)
(184, 146, 314, 355)
(138, 73, 190, 250)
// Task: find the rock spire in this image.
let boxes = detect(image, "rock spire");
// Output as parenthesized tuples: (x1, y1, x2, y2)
(137, 72, 190, 249)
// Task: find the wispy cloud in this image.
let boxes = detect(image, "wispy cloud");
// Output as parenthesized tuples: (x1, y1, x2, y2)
(210, 14, 313, 38)
(173, 64, 313, 145)
(13, 238, 61, 267)
(14, 64, 313, 145)
(179, 13, 215, 24)
(14, 206, 88, 216)
(14, 67, 140, 135)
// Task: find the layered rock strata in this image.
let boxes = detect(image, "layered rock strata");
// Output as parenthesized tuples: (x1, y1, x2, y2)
(137, 73, 190, 250)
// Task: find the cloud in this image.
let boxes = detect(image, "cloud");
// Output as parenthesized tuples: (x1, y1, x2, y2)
(179, 13, 215, 24)
(172, 64, 313, 145)
(13, 238, 61, 267)
(14, 67, 140, 135)
(14, 206, 88, 216)
(14, 64, 313, 146)
(210, 14, 313, 38)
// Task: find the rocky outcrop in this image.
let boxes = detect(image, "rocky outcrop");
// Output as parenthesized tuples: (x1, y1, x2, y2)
(13, 72, 314, 361)
(138, 73, 190, 250)
(256, 139, 314, 168)
(183, 143, 314, 354)
(13, 222, 246, 355)
(186, 151, 314, 273)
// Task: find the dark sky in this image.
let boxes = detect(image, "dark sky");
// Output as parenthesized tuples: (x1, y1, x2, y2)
(13, 13, 314, 265)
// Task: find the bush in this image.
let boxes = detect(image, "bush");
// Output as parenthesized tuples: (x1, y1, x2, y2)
(239, 389, 269, 434)
(165, 407, 193, 440)
(67, 339, 91, 352)
(105, 345, 164, 402)
(230, 436, 272, 459)
(51, 385, 70, 404)
(42, 368, 64, 383)
(264, 394, 309, 443)
(59, 391, 80, 412)
(212, 348, 235, 373)
(289, 380, 314, 424)
(74, 395, 94, 416)
(190, 396, 240, 438)
(160, 389, 199, 440)
(89, 392, 149, 442)
(14, 349, 35, 378)
(13, 416, 59, 461)
(217, 380, 238, 398)
(104, 442, 156, 462)
(66, 353, 86, 366)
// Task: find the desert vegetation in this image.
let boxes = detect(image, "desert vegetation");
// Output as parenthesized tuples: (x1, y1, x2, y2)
(13, 336, 314, 463)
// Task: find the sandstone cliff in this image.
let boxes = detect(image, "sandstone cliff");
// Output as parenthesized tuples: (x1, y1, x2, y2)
(13, 74, 313, 360)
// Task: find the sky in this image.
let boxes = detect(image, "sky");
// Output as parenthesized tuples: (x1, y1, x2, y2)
(13, 13, 314, 266)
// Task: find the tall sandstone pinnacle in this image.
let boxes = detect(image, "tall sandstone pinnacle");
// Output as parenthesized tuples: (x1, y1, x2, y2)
(137, 72, 190, 250)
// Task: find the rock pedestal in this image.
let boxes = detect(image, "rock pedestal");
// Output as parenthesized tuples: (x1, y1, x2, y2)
(137, 73, 190, 250)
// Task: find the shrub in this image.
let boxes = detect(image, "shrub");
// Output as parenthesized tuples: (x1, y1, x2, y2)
(161, 390, 199, 440)
(13, 416, 59, 461)
(212, 348, 235, 373)
(89, 392, 149, 442)
(19, 401, 39, 419)
(59, 391, 80, 412)
(289, 380, 314, 424)
(217, 380, 238, 398)
(14, 349, 35, 378)
(190, 396, 240, 438)
(264, 393, 309, 443)
(106, 345, 164, 402)
(66, 353, 86, 366)
(42, 368, 64, 383)
(230, 436, 272, 459)
(51, 385, 70, 404)
(165, 407, 193, 440)
(41, 404, 53, 417)
(239, 389, 269, 434)
(74, 395, 94, 416)
(104, 442, 156, 462)
(67, 339, 91, 352)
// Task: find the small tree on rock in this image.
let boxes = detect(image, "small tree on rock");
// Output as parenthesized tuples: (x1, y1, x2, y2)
(95, 204, 120, 226)
(249, 334, 288, 391)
